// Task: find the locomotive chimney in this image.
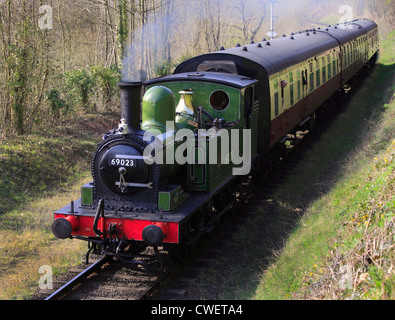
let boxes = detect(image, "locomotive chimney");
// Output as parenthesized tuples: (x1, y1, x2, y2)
(117, 81, 143, 133)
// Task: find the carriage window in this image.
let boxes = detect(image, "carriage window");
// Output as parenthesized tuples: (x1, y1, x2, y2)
(352, 45, 355, 61)
(297, 80, 301, 101)
(316, 69, 320, 87)
(309, 73, 314, 92)
(289, 71, 294, 106)
(274, 79, 279, 90)
(327, 62, 331, 79)
(290, 83, 294, 106)
(274, 92, 279, 117)
(210, 90, 230, 111)
(322, 66, 326, 82)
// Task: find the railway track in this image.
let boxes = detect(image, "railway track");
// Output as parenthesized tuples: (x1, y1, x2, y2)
(43, 251, 178, 300)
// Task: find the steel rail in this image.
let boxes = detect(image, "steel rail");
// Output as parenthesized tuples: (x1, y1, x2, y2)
(45, 256, 108, 300)
(135, 259, 180, 300)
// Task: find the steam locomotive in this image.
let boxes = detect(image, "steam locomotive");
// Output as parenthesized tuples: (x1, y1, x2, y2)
(52, 19, 379, 263)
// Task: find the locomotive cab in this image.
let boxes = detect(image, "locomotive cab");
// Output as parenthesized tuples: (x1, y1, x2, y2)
(145, 72, 258, 130)
(145, 71, 259, 189)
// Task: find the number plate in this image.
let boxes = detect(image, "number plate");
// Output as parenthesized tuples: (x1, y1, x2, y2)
(109, 158, 137, 167)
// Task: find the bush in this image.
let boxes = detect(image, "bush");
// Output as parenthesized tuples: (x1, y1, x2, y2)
(90, 64, 121, 109)
(64, 69, 95, 112)
(154, 60, 175, 77)
(45, 88, 70, 118)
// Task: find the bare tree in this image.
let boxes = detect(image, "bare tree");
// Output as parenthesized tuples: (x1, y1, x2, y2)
(233, 0, 267, 43)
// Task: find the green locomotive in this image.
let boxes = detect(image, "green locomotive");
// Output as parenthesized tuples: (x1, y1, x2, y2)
(52, 19, 379, 263)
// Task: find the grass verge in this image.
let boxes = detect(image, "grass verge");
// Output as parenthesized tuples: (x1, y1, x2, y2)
(0, 113, 117, 299)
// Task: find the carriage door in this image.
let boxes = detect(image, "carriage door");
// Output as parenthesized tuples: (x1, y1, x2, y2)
(302, 68, 309, 98)
(301, 65, 311, 118)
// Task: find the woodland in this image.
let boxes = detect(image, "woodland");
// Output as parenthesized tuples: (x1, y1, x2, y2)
(0, 0, 393, 137)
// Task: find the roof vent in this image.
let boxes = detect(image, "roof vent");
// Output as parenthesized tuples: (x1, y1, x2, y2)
(306, 32, 310, 36)
(290, 36, 295, 40)
(256, 43, 262, 48)
(187, 72, 204, 77)
(236, 43, 241, 47)
(219, 46, 225, 51)
(242, 46, 248, 51)
(262, 38, 267, 41)
(282, 34, 286, 37)
(250, 40, 255, 44)
(266, 41, 271, 46)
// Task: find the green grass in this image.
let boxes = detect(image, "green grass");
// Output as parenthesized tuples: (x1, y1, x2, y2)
(0, 130, 97, 216)
(0, 171, 90, 299)
(0, 113, 118, 299)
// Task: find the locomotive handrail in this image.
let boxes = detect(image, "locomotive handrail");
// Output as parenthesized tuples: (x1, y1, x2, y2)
(93, 198, 104, 237)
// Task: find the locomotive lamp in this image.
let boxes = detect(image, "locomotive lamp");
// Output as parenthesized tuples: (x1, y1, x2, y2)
(118, 118, 128, 134)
